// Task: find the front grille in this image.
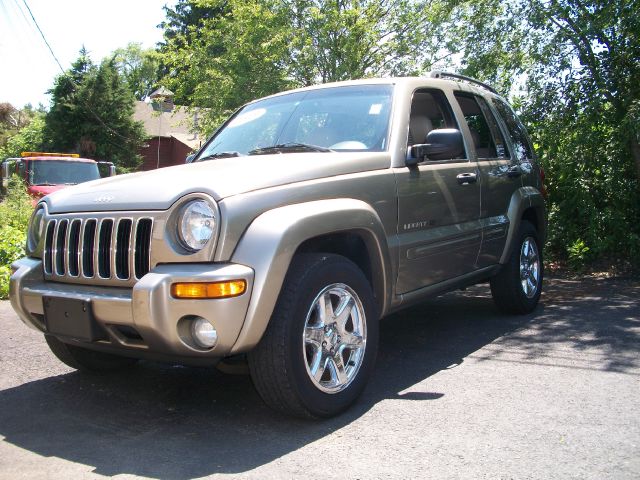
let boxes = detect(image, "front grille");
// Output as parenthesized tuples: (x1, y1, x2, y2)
(44, 216, 153, 285)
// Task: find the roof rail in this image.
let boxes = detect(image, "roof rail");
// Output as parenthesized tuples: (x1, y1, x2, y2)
(429, 71, 498, 94)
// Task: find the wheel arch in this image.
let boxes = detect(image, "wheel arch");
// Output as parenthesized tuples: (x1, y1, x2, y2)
(296, 230, 385, 314)
(499, 187, 546, 264)
(229, 199, 392, 354)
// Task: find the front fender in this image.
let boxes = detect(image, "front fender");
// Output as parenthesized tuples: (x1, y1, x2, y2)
(229, 198, 391, 354)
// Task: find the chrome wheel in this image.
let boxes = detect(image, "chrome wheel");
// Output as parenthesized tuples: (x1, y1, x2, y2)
(303, 283, 367, 394)
(520, 236, 540, 298)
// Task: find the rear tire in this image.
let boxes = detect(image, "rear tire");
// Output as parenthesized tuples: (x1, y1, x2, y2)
(45, 335, 138, 373)
(490, 220, 543, 314)
(248, 253, 378, 418)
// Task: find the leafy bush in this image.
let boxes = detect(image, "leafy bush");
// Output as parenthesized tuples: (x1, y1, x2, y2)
(0, 175, 32, 299)
(0, 266, 11, 299)
(567, 239, 590, 272)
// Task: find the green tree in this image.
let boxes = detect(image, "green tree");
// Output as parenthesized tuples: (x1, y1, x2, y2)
(446, 0, 640, 267)
(158, 0, 229, 105)
(0, 112, 46, 158)
(112, 43, 163, 100)
(285, 0, 446, 85)
(161, 0, 293, 131)
(44, 49, 146, 171)
(159, 0, 448, 132)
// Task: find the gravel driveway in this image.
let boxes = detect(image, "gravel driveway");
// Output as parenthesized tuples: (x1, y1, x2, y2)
(0, 275, 638, 479)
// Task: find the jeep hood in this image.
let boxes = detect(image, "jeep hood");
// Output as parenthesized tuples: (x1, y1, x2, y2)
(43, 152, 390, 213)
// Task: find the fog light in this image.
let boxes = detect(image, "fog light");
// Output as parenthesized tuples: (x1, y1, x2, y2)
(191, 317, 218, 348)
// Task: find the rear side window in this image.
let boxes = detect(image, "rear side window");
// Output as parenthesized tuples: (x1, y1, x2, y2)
(454, 93, 510, 159)
(492, 98, 534, 161)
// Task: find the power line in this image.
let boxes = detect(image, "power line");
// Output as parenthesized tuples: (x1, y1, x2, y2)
(20, 0, 65, 73)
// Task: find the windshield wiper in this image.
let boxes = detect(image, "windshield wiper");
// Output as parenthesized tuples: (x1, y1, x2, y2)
(197, 151, 242, 161)
(248, 142, 332, 155)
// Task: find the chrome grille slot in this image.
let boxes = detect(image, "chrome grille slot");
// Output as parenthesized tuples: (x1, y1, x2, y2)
(68, 220, 81, 277)
(134, 218, 152, 279)
(54, 220, 68, 275)
(98, 220, 113, 278)
(44, 220, 56, 275)
(82, 219, 97, 277)
(115, 219, 132, 280)
(43, 214, 154, 286)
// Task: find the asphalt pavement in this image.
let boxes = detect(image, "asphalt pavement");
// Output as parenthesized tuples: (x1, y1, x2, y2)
(0, 275, 638, 479)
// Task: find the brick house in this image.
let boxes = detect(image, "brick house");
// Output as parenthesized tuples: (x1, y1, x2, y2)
(133, 88, 204, 171)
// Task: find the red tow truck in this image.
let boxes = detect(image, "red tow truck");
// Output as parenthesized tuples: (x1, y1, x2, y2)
(1, 152, 116, 200)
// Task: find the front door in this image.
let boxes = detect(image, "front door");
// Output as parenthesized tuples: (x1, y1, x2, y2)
(395, 88, 482, 294)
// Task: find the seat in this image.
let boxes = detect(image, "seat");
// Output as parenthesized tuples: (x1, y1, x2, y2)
(408, 115, 433, 145)
(470, 129, 496, 158)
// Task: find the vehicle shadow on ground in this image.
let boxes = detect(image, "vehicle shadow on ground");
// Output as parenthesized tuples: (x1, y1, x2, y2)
(0, 277, 637, 478)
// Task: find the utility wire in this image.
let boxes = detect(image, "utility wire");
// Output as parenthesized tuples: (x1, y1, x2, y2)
(20, 0, 64, 73)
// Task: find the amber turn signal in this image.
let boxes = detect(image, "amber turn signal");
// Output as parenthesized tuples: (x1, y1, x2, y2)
(171, 280, 246, 299)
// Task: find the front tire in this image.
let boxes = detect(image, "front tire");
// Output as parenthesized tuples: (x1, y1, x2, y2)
(45, 335, 138, 373)
(248, 253, 379, 418)
(490, 220, 543, 314)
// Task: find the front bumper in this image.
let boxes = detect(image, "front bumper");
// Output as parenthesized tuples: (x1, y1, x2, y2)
(9, 257, 254, 364)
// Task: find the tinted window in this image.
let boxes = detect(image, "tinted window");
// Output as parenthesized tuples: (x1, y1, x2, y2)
(492, 98, 534, 161)
(454, 93, 509, 159)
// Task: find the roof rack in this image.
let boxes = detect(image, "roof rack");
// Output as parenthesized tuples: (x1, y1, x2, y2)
(429, 71, 498, 94)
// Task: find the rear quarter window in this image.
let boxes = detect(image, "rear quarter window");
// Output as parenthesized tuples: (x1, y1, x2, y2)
(492, 98, 534, 161)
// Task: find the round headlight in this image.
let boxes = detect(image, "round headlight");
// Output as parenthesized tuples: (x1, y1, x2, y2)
(178, 200, 216, 251)
(27, 205, 46, 252)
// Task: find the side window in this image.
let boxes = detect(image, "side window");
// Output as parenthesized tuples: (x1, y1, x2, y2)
(476, 97, 510, 159)
(408, 89, 465, 159)
(492, 98, 534, 161)
(454, 93, 509, 159)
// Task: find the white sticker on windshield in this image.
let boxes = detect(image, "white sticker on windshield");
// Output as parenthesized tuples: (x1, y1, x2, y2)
(369, 104, 383, 115)
(228, 108, 266, 128)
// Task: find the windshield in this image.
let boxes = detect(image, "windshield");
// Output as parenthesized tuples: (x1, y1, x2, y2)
(29, 160, 100, 185)
(196, 84, 393, 159)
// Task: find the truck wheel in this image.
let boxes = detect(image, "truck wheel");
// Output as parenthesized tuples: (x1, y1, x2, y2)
(248, 253, 378, 418)
(490, 220, 543, 314)
(44, 335, 138, 372)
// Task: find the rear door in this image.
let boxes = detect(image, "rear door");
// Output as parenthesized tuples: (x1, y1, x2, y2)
(453, 92, 523, 267)
(395, 88, 482, 294)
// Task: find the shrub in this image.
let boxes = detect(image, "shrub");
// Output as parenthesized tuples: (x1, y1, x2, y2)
(0, 175, 32, 299)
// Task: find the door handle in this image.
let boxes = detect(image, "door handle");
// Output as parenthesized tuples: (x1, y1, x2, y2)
(456, 172, 477, 185)
(507, 165, 522, 178)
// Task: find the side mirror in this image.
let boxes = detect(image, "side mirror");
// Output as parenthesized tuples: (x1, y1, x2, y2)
(1, 162, 9, 180)
(97, 162, 117, 177)
(406, 129, 465, 167)
(186, 154, 196, 164)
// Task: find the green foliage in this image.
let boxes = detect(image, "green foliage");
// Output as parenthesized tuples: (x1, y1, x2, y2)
(159, 0, 449, 134)
(0, 113, 46, 159)
(567, 239, 590, 272)
(0, 175, 32, 299)
(0, 225, 27, 266)
(0, 265, 10, 300)
(112, 43, 163, 100)
(441, 0, 640, 270)
(44, 48, 146, 171)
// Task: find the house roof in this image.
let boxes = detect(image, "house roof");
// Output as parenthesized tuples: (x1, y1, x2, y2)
(171, 133, 203, 150)
(134, 101, 204, 148)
